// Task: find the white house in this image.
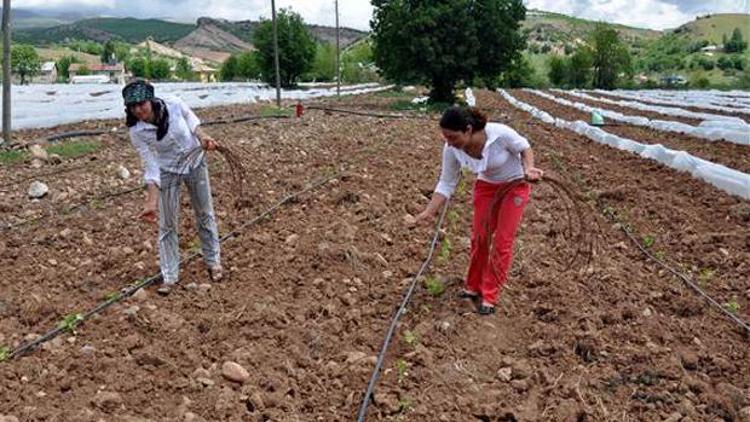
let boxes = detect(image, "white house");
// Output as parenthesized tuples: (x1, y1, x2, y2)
(40, 61, 58, 83)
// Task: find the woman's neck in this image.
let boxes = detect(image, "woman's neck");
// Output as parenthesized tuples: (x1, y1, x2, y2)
(464, 129, 487, 159)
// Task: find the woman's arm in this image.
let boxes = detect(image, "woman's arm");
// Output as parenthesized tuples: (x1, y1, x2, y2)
(520, 148, 544, 181)
(415, 145, 459, 225)
(130, 132, 161, 223)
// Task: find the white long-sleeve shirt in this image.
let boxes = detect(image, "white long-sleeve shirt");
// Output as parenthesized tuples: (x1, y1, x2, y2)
(435, 122, 531, 198)
(129, 98, 202, 187)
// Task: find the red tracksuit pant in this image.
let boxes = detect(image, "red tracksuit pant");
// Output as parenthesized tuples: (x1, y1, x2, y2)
(465, 179, 530, 305)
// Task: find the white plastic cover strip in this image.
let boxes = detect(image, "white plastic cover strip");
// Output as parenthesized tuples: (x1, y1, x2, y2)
(574, 90, 748, 124)
(537, 89, 750, 146)
(597, 89, 750, 115)
(1, 82, 392, 130)
(498, 89, 750, 200)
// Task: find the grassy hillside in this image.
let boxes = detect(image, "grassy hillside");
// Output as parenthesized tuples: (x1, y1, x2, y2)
(673, 13, 750, 44)
(16, 18, 196, 45)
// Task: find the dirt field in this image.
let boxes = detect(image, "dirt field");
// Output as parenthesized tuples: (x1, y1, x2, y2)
(0, 89, 747, 421)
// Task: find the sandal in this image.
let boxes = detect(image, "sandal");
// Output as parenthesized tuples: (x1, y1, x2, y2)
(208, 266, 224, 282)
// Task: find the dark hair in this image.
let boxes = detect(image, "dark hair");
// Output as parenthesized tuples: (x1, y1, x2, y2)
(439, 106, 488, 132)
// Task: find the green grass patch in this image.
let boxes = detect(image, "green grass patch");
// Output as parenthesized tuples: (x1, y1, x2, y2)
(373, 89, 413, 98)
(390, 100, 452, 113)
(0, 149, 29, 165)
(259, 105, 293, 118)
(47, 140, 100, 159)
(0, 346, 9, 362)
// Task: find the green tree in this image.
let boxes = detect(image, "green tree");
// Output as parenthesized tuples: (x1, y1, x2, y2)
(342, 40, 378, 83)
(113, 41, 131, 63)
(150, 59, 171, 80)
(128, 57, 149, 78)
(56, 55, 82, 81)
(220, 55, 240, 81)
(498, 55, 536, 88)
(237, 52, 261, 80)
(77, 65, 92, 76)
(589, 24, 632, 89)
(253, 8, 317, 87)
(725, 28, 747, 53)
(101, 40, 116, 64)
(568, 48, 594, 88)
(717, 55, 733, 71)
(371, 0, 527, 102)
(308, 42, 336, 82)
(11, 44, 42, 84)
(175, 57, 195, 81)
(548, 55, 568, 87)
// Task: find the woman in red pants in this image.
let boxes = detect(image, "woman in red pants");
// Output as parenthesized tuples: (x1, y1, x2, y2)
(415, 106, 543, 315)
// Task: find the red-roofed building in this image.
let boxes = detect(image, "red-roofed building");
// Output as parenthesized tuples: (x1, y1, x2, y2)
(69, 63, 129, 84)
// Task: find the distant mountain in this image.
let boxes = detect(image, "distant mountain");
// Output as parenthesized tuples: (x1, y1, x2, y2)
(0, 8, 95, 29)
(15, 17, 197, 44)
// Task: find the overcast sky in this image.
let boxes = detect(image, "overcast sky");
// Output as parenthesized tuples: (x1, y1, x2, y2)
(18, 0, 750, 31)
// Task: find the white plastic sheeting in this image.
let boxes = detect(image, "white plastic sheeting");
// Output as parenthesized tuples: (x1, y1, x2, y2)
(575, 90, 748, 124)
(464, 87, 476, 107)
(538, 89, 750, 146)
(499, 89, 750, 200)
(3, 82, 391, 130)
(598, 89, 750, 115)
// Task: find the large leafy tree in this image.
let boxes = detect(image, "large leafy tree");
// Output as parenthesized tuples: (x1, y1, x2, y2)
(589, 24, 631, 90)
(371, 0, 526, 102)
(253, 8, 316, 88)
(11, 44, 41, 85)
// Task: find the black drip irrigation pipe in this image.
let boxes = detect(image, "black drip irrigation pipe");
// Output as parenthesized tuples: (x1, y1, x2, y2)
(356, 199, 451, 421)
(305, 105, 433, 120)
(617, 221, 750, 336)
(4, 172, 340, 361)
(20, 114, 293, 144)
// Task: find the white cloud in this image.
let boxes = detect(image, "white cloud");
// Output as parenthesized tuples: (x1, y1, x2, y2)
(17, 0, 114, 7)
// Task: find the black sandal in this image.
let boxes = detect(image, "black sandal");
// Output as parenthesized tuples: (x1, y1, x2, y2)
(457, 289, 480, 300)
(478, 304, 496, 315)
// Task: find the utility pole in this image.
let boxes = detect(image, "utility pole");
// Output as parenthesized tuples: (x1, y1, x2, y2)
(2, 0, 11, 146)
(335, 0, 340, 97)
(271, 0, 281, 108)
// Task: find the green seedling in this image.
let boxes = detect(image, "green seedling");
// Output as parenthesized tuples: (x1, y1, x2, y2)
(403, 330, 418, 347)
(698, 268, 715, 287)
(104, 292, 122, 303)
(0, 346, 10, 362)
(424, 276, 446, 297)
(58, 313, 84, 332)
(724, 300, 740, 315)
(654, 250, 666, 261)
(438, 237, 452, 263)
(398, 397, 413, 413)
(447, 210, 460, 228)
(90, 199, 105, 209)
(642, 235, 655, 249)
(395, 359, 408, 383)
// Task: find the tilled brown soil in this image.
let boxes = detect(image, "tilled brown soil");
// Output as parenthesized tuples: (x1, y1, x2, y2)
(0, 90, 748, 421)
(511, 90, 750, 174)
(589, 91, 750, 122)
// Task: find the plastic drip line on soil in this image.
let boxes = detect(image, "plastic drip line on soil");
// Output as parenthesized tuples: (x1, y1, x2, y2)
(4, 172, 340, 361)
(305, 105, 435, 120)
(356, 197, 451, 422)
(616, 218, 750, 336)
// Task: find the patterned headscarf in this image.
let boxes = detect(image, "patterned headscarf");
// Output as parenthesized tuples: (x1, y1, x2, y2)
(123, 80, 170, 141)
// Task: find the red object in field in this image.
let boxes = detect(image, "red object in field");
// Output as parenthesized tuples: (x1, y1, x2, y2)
(295, 102, 304, 118)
